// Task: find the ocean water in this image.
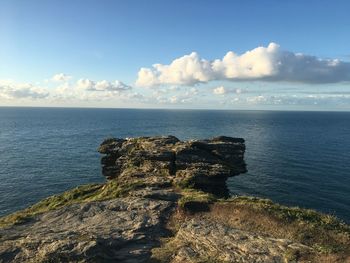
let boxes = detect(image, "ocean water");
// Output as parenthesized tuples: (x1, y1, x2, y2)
(0, 107, 349, 222)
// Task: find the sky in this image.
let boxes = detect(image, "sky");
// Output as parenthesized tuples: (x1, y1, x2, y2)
(1, 0, 350, 110)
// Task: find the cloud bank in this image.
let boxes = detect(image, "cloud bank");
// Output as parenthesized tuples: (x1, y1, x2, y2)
(0, 81, 49, 99)
(0, 77, 132, 102)
(136, 43, 350, 87)
(76, 79, 131, 92)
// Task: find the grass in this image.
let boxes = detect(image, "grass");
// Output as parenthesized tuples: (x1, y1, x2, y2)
(177, 188, 217, 209)
(205, 196, 350, 259)
(150, 237, 226, 263)
(228, 196, 349, 232)
(151, 195, 350, 262)
(0, 180, 144, 228)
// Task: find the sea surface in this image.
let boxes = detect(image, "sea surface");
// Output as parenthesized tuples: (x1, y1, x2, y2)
(0, 107, 349, 222)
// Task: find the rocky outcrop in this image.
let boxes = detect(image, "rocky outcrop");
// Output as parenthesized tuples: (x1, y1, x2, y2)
(98, 135, 246, 197)
(0, 136, 349, 263)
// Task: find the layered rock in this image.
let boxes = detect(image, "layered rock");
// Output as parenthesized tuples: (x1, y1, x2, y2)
(98, 135, 246, 197)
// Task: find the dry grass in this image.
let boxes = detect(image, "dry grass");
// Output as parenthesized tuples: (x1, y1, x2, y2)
(169, 196, 350, 262)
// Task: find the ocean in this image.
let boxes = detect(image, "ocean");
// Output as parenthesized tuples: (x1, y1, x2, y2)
(0, 107, 349, 222)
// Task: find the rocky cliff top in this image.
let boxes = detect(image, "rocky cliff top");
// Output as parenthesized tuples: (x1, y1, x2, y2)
(0, 136, 349, 263)
(98, 135, 246, 197)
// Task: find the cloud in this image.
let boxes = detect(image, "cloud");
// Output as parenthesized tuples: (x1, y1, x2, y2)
(151, 87, 199, 105)
(213, 86, 226, 95)
(213, 86, 243, 95)
(136, 43, 350, 87)
(0, 77, 133, 103)
(246, 95, 268, 104)
(52, 73, 72, 82)
(76, 79, 131, 92)
(242, 94, 350, 107)
(52, 79, 132, 102)
(136, 52, 213, 87)
(0, 81, 49, 99)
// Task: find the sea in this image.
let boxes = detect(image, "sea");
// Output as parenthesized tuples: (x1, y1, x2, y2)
(0, 107, 349, 222)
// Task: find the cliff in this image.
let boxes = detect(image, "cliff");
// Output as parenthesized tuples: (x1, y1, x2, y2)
(0, 136, 349, 262)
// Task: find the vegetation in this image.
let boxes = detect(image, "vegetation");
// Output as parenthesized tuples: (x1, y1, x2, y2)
(150, 195, 350, 262)
(228, 196, 349, 232)
(203, 196, 349, 259)
(177, 188, 217, 208)
(0, 180, 144, 227)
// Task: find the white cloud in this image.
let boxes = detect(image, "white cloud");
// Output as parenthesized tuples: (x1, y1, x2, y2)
(52, 73, 72, 82)
(152, 88, 197, 105)
(52, 79, 132, 101)
(246, 95, 268, 104)
(213, 86, 244, 95)
(136, 43, 350, 87)
(213, 86, 226, 95)
(0, 78, 133, 103)
(0, 81, 49, 99)
(136, 52, 213, 87)
(76, 79, 131, 92)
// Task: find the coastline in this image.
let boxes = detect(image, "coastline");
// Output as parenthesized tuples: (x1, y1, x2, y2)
(0, 136, 349, 262)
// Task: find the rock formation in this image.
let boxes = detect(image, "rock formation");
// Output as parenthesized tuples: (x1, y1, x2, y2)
(99, 136, 246, 197)
(0, 136, 349, 263)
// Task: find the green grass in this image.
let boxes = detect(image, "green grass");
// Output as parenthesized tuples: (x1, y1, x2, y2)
(0, 180, 144, 228)
(178, 188, 217, 208)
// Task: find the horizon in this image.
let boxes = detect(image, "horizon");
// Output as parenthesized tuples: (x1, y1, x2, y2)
(1, 105, 350, 113)
(1, 0, 350, 111)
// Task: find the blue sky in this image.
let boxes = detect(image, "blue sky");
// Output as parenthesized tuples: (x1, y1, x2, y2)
(1, 0, 350, 110)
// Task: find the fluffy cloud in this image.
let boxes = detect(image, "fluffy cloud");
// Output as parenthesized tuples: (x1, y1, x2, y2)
(136, 52, 213, 87)
(76, 79, 131, 92)
(136, 43, 350, 87)
(0, 77, 133, 102)
(0, 81, 49, 99)
(52, 73, 72, 82)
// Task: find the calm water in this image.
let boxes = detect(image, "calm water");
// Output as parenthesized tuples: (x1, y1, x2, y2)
(0, 107, 349, 222)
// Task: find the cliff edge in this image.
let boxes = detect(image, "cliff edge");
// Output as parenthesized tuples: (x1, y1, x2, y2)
(0, 136, 349, 262)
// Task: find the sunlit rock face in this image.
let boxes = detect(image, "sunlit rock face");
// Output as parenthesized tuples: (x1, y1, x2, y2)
(98, 135, 247, 197)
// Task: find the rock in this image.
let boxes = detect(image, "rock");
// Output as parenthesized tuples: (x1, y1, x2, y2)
(0, 194, 174, 262)
(98, 135, 247, 196)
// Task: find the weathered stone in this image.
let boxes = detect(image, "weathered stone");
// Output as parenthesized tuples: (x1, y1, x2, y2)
(0, 196, 174, 263)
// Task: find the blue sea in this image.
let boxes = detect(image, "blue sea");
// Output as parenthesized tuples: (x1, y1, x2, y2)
(0, 107, 349, 222)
